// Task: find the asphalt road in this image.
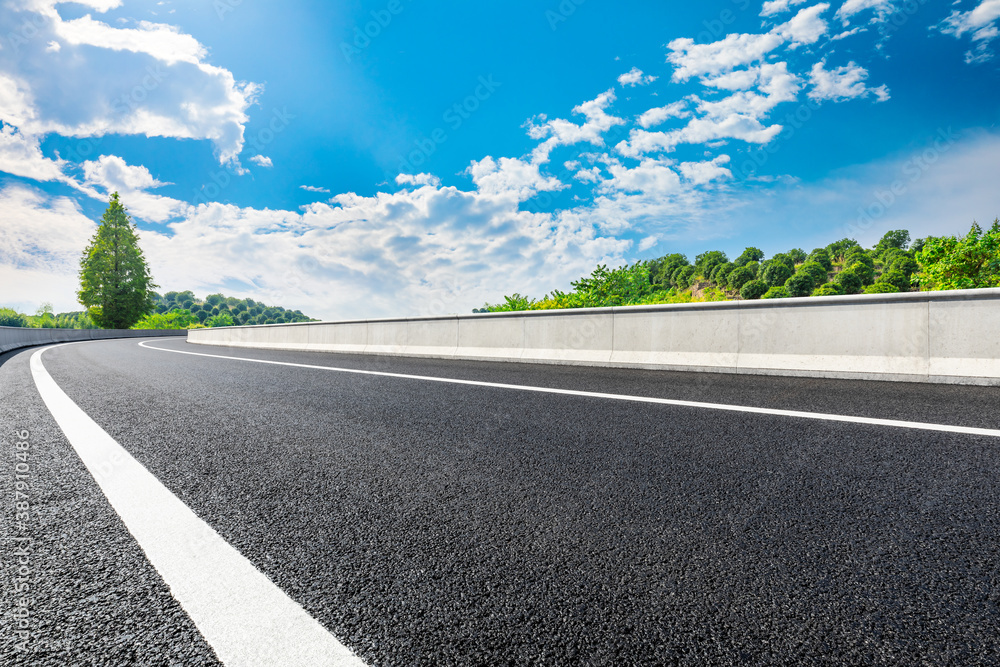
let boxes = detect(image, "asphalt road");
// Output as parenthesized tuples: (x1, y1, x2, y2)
(2, 337, 1000, 665)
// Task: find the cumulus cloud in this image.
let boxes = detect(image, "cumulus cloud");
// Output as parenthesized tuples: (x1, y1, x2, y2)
(79, 154, 187, 223)
(807, 60, 889, 101)
(396, 173, 442, 187)
(637, 102, 690, 128)
(667, 32, 786, 81)
(834, 0, 897, 24)
(527, 90, 625, 163)
(249, 155, 273, 168)
(467, 156, 565, 200)
(678, 155, 733, 185)
(0, 123, 66, 182)
(761, 0, 809, 16)
(775, 3, 830, 47)
(0, 2, 261, 165)
(939, 0, 1000, 64)
(300, 185, 331, 193)
(617, 67, 658, 87)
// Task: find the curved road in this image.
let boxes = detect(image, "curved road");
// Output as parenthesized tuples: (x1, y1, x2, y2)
(2, 337, 1000, 665)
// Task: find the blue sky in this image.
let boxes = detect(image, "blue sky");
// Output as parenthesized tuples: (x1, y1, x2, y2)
(1, 0, 999, 319)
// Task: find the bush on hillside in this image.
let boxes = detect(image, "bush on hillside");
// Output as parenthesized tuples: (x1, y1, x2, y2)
(807, 248, 833, 271)
(734, 247, 764, 267)
(762, 286, 788, 299)
(863, 282, 899, 294)
(811, 283, 843, 297)
(762, 261, 793, 287)
(727, 266, 754, 290)
(835, 268, 863, 294)
(740, 279, 769, 300)
(0, 308, 29, 327)
(797, 261, 828, 287)
(784, 272, 815, 297)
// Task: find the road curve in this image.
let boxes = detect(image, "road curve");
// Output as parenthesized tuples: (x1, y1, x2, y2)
(3, 337, 1000, 665)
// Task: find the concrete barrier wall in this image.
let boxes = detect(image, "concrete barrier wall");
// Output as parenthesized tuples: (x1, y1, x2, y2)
(186, 288, 1000, 385)
(0, 327, 186, 356)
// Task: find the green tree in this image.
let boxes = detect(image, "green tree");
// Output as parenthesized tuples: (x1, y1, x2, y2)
(740, 279, 768, 300)
(914, 220, 1000, 290)
(727, 265, 754, 290)
(206, 312, 235, 327)
(734, 247, 764, 267)
(807, 248, 833, 271)
(784, 272, 815, 297)
(762, 261, 793, 287)
(0, 308, 29, 327)
(77, 193, 156, 329)
(874, 230, 910, 257)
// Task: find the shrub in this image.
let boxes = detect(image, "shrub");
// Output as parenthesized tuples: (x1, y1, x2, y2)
(734, 247, 765, 266)
(812, 283, 843, 297)
(763, 286, 788, 299)
(784, 272, 815, 297)
(787, 248, 807, 264)
(826, 238, 862, 262)
(711, 262, 735, 287)
(0, 308, 29, 327)
(744, 261, 760, 277)
(807, 248, 833, 271)
(762, 261, 793, 287)
(835, 268, 863, 294)
(798, 261, 828, 287)
(727, 265, 754, 290)
(206, 313, 235, 328)
(740, 279, 769, 300)
(864, 282, 899, 294)
(847, 260, 875, 286)
(877, 268, 910, 291)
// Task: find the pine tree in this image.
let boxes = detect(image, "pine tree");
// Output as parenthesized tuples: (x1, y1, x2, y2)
(78, 193, 157, 329)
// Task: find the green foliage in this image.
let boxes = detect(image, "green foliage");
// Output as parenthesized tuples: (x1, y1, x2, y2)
(726, 265, 754, 290)
(485, 293, 536, 312)
(797, 261, 828, 287)
(206, 312, 235, 328)
(762, 261, 793, 287)
(694, 250, 728, 279)
(864, 282, 899, 294)
(649, 253, 690, 286)
(835, 267, 863, 294)
(133, 310, 199, 330)
(740, 279, 768, 300)
(807, 248, 833, 271)
(77, 193, 157, 329)
(786, 248, 807, 264)
(874, 229, 910, 257)
(784, 272, 815, 297)
(769, 253, 795, 271)
(0, 308, 29, 327)
(811, 283, 843, 297)
(712, 263, 735, 288)
(826, 238, 861, 262)
(877, 268, 910, 291)
(846, 260, 875, 286)
(762, 286, 788, 299)
(734, 247, 764, 267)
(914, 219, 1000, 290)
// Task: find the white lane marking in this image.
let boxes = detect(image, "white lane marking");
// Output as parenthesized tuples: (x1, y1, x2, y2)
(31, 345, 367, 667)
(139, 340, 1000, 439)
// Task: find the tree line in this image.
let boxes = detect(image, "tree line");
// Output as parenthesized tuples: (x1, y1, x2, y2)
(1, 193, 315, 330)
(479, 221, 1000, 312)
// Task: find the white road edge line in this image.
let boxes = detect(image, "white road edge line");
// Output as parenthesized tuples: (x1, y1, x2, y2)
(138, 340, 1000, 439)
(31, 344, 367, 667)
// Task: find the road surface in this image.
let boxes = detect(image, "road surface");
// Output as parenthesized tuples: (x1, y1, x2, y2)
(2, 337, 999, 665)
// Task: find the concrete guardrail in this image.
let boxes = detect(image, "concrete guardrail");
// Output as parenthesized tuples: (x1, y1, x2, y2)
(1, 327, 186, 356)
(187, 288, 1000, 385)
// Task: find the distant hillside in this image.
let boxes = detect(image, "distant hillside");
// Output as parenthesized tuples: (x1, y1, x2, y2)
(478, 220, 1000, 312)
(148, 291, 317, 328)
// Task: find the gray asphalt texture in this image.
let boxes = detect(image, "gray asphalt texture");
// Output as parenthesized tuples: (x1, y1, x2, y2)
(4, 337, 1000, 665)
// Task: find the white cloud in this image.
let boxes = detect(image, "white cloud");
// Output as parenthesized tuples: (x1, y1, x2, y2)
(602, 158, 682, 195)
(678, 155, 733, 185)
(807, 60, 889, 102)
(637, 101, 690, 128)
(527, 89, 625, 163)
(617, 67, 658, 87)
(574, 166, 603, 183)
(939, 0, 1000, 64)
(667, 32, 785, 81)
(835, 0, 896, 24)
(396, 173, 441, 187)
(776, 4, 830, 47)
(0, 3, 261, 165)
(0, 123, 66, 181)
(300, 185, 330, 193)
(637, 235, 658, 252)
(761, 0, 809, 16)
(249, 155, 273, 168)
(467, 156, 565, 200)
(79, 154, 187, 223)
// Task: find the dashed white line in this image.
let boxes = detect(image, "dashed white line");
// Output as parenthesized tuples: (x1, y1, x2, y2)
(31, 344, 368, 667)
(138, 340, 1000, 439)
